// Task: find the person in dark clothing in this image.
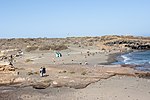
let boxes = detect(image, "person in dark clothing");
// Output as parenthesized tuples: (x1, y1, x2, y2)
(9, 55, 14, 66)
(42, 67, 46, 76)
(9, 62, 13, 66)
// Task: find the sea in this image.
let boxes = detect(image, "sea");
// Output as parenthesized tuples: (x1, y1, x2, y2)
(113, 50, 150, 71)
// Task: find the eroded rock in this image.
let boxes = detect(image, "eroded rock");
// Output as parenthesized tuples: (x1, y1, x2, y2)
(32, 82, 51, 89)
(0, 65, 15, 71)
(135, 72, 150, 79)
(51, 81, 63, 88)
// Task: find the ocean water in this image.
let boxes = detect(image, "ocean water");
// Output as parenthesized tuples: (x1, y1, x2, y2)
(113, 50, 150, 71)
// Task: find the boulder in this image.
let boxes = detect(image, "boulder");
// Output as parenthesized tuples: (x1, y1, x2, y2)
(32, 82, 51, 89)
(135, 72, 150, 79)
(125, 44, 150, 50)
(0, 67, 4, 71)
(51, 81, 63, 88)
(69, 83, 90, 89)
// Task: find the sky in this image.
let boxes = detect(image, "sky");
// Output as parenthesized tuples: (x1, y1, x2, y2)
(0, 0, 150, 38)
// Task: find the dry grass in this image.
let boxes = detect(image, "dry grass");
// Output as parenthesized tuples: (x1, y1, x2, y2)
(39, 45, 50, 51)
(25, 59, 33, 62)
(27, 72, 34, 75)
(50, 44, 68, 50)
(27, 71, 39, 75)
(59, 70, 67, 73)
(81, 71, 87, 75)
(70, 71, 75, 74)
(25, 46, 38, 52)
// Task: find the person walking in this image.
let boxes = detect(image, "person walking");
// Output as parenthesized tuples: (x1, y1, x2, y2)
(9, 55, 14, 66)
(40, 67, 43, 77)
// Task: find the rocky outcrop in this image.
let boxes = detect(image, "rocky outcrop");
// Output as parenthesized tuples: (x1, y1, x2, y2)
(105, 40, 138, 46)
(125, 44, 150, 50)
(32, 79, 52, 89)
(0, 65, 15, 71)
(135, 72, 150, 79)
(32, 82, 51, 89)
(104, 39, 150, 50)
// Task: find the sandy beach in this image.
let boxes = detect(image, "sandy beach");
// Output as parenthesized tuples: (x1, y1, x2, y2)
(1, 76, 150, 100)
(0, 36, 150, 100)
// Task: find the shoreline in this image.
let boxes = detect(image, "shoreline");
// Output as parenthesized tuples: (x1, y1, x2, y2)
(99, 49, 133, 65)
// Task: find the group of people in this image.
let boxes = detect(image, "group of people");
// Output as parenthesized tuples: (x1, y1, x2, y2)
(40, 67, 46, 77)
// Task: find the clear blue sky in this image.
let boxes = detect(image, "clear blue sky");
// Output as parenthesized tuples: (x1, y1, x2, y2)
(0, 0, 150, 38)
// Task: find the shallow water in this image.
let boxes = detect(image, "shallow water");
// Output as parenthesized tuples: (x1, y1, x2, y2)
(113, 50, 150, 71)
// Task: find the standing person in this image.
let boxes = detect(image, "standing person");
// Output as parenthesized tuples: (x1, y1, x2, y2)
(9, 55, 14, 66)
(42, 67, 46, 76)
(40, 67, 43, 77)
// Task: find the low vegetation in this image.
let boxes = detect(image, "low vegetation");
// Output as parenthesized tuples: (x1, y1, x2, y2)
(81, 71, 87, 75)
(39, 45, 50, 51)
(25, 46, 38, 52)
(25, 59, 33, 62)
(27, 71, 39, 75)
(50, 44, 68, 50)
(59, 70, 67, 73)
(70, 71, 75, 74)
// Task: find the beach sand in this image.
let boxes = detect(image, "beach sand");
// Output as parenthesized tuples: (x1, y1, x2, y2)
(0, 42, 150, 100)
(1, 75, 150, 100)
